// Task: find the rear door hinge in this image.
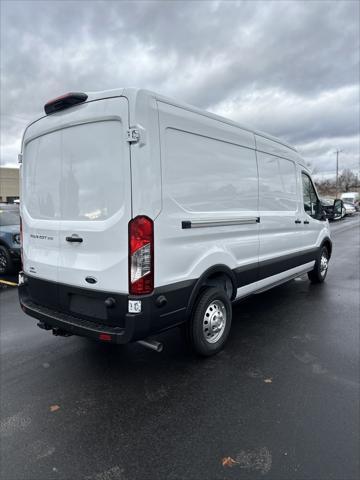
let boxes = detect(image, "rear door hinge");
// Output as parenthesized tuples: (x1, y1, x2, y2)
(126, 128, 140, 143)
(125, 125, 146, 146)
(18, 153, 23, 164)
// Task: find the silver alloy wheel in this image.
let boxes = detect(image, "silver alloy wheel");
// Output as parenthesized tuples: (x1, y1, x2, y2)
(202, 299, 227, 343)
(320, 251, 328, 277)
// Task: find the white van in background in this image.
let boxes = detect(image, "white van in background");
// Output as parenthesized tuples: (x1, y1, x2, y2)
(18, 88, 332, 356)
(340, 192, 359, 211)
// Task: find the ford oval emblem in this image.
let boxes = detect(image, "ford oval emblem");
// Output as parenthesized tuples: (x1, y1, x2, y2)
(85, 276, 97, 284)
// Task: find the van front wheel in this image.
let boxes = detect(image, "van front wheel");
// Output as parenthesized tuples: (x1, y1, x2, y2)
(188, 287, 232, 356)
(308, 246, 329, 284)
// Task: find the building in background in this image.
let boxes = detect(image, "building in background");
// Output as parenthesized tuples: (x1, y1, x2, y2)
(0, 167, 20, 203)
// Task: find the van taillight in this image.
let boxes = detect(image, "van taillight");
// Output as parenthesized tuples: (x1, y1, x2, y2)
(129, 216, 154, 295)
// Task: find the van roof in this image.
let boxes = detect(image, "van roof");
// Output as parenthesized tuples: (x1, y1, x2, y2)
(25, 87, 302, 163)
(86, 87, 298, 153)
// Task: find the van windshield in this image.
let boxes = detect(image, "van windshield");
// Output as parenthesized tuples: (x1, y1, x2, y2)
(23, 121, 125, 221)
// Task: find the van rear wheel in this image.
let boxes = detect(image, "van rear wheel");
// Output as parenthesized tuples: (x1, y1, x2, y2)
(188, 287, 232, 356)
(308, 246, 329, 284)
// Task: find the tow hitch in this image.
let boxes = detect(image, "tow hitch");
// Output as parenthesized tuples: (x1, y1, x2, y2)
(37, 321, 51, 331)
(37, 321, 73, 337)
(52, 328, 73, 337)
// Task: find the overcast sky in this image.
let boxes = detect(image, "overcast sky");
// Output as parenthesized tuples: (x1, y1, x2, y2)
(1, 0, 359, 176)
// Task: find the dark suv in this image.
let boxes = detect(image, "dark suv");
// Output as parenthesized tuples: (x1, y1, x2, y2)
(0, 205, 21, 274)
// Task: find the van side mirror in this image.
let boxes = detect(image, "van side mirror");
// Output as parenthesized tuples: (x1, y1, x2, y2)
(333, 199, 342, 218)
(333, 198, 342, 214)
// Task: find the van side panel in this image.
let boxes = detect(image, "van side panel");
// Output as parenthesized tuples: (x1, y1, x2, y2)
(256, 134, 329, 280)
(256, 135, 309, 274)
(156, 101, 259, 291)
(257, 151, 305, 257)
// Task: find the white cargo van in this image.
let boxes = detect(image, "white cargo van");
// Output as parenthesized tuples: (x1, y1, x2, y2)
(18, 88, 332, 356)
(340, 192, 359, 210)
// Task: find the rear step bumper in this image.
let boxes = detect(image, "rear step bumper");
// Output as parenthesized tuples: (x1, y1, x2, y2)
(19, 296, 135, 344)
(18, 273, 194, 343)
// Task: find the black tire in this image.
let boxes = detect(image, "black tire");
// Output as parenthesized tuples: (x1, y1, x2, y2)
(188, 287, 232, 356)
(308, 245, 329, 284)
(0, 245, 13, 275)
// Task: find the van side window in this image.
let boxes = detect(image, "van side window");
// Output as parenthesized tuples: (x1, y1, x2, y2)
(258, 153, 297, 211)
(302, 173, 320, 218)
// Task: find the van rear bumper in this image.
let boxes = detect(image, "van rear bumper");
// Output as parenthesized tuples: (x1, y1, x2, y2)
(19, 296, 134, 344)
(18, 273, 194, 344)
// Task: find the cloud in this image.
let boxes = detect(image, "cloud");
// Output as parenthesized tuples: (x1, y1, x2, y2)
(1, 0, 359, 173)
(211, 86, 359, 142)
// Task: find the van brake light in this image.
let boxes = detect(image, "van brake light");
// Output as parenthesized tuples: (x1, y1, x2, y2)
(44, 92, 88, 115)
(129, 216, 154, 295)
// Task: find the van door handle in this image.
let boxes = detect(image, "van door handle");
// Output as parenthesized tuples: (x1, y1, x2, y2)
(66, 235, 83, 243)
(303, 220, 310, 224)
(294, 219, 302, 224)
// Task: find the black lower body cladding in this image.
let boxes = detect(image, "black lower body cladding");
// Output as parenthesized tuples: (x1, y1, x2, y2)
(18, 245, 327, 344)
(233, 246, 324, 288)
(18, 274, 195, 343)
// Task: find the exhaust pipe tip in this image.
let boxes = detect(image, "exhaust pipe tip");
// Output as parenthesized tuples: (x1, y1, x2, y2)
(137, 339, 163, 353)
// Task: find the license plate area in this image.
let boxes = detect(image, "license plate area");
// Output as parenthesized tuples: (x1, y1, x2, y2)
(69, 294, 107, 320)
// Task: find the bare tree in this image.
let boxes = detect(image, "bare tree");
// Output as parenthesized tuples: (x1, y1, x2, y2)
(338, 169, 357, 192)
(315, 177, 336, 196)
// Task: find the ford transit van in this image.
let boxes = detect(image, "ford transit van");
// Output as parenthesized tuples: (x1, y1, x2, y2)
(18, 88, 332, 356)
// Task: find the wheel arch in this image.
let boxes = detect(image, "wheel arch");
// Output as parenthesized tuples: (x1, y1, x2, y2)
(320, 236, 332, 259)
(185, 264, 237, 317)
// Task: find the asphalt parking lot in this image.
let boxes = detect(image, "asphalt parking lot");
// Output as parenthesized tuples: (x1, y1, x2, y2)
(1, 216, 359, 480)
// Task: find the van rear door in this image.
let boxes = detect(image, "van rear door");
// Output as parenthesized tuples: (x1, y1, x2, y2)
(22, 97, 131, 294)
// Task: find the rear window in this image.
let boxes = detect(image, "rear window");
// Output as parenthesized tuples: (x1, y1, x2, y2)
(23, 121, 125, 221)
